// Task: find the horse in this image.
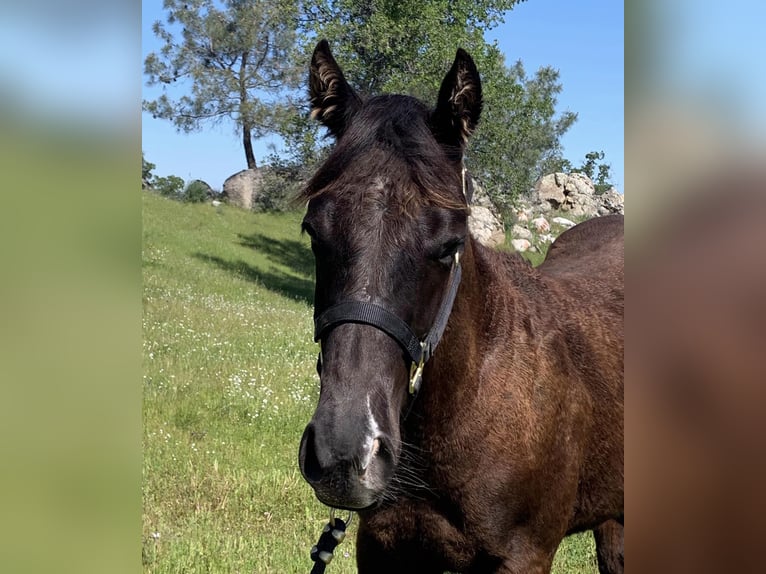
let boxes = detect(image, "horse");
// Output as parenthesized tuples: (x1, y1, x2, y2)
(297, 40, 624, 574)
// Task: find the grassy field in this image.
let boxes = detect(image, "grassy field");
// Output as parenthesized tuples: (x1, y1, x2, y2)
(141, 192, 597, 573)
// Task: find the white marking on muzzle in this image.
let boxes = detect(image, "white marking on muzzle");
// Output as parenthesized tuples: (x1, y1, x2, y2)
(361, 394, 382, 472)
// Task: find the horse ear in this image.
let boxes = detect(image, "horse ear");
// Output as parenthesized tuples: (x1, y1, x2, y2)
(431, 48, 482, 155)
(309, 40, 361, 138)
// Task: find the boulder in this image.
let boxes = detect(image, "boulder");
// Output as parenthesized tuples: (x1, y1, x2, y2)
(599, 187, 625, 215)
(567, 172, 595, 195)
(467, 178, 505, 247)
(527, 172, 624, 219)
(539, 233, 556, 244)
(500, 173, 624, 255)
(511, 224, 533, 241)
(222, 168, 264, 209)
(531, 216, 550, 233)
(552, 216, 576, 228)
(469, 206, 505, 247)
(535, 173, 567, 206)
(511, 238, 531, 252)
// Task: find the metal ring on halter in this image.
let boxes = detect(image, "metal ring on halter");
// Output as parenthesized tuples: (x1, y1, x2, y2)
(329, 507, 354, 528)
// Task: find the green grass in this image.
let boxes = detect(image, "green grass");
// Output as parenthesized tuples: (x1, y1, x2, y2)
(142, 192, 597, 573)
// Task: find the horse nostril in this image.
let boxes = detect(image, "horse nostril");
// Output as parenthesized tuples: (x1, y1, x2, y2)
(361, 437, 381, 473)
(300, 425, 324, 484)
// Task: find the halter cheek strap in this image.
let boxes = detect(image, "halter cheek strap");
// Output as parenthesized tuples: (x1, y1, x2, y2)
(313, 253, 462, 395)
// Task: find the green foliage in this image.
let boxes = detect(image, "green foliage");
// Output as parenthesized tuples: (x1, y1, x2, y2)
(574, 150, 604, 180)
(142, 192, 597, 572)
(153, 175, 185, 198)
(470, 55, 577, 210)
(300, 0, 521, 97)
(572, 150, 614, 194)
(183, 180, 210, 203)
(144, 1, 611, 216)
(142, 152, 156, 184)
(271, 111, 328, 173)
(284, 0, 576, 211)
(143, 0, 302, 169)
(252, 165, 301, 212)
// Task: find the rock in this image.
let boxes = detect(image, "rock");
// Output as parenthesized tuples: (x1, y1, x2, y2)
(567, 204, 586, 218)
(222, 168, 264, 209)
(211, 200, 222, 207)
(599, 187, 625, 215)
(568, 192, 599, 218)
(511, 238, 531, 252)
(506, 172, 623, 253)
(511, 224, 533, 240)
(531, 216, 550, 233)
(536, 200, 552, 213)
(469, 206, 505, 247)
(467, 177, 505, 247)
(567, 172, 594, 196)
(528, 172, 624, 220)
(539, 233, 555, 244)
(468, 177, 497, 208)
(535, 173, 567, 206)
(552, 216, 576, 228)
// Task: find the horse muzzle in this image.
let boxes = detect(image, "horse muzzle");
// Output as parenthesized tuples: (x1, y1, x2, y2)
(298, 420, 395, 510)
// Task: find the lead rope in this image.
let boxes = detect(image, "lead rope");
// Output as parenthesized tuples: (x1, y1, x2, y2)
(309, 508, 353, 573)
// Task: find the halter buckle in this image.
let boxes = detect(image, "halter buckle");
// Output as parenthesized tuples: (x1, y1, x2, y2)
(409, 342, 426, 395)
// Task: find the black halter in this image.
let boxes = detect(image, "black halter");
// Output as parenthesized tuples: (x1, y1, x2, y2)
(313, 253, 462, 395)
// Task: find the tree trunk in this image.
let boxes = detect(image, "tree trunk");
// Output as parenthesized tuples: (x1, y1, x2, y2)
(243, 121, 256, 169)
(240, 50, 256, 169)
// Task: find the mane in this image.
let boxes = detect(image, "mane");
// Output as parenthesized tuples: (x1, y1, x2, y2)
(298, 95, 468, 214)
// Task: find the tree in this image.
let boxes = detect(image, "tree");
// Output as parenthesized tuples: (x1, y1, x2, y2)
(573, 150, 614, 193)
(469, 54, 577, 208)
(300, 0, 521, 98)
(142, 152, 156, 188)
(290, 0, 577, 209)
(143, 0, 301, 170)
(153, 175, 185, 198)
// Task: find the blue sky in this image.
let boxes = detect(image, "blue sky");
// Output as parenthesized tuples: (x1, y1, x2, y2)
(649, 0, 766, 135)
(142, 0, 624, 192)
(0, 3, 135, 126)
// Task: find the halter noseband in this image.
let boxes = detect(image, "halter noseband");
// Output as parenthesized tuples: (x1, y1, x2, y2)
(313, 252, 462, 396)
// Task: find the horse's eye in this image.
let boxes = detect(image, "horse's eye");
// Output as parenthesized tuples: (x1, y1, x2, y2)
(302, 221, 318, 241)
(435, 238, 465, 266)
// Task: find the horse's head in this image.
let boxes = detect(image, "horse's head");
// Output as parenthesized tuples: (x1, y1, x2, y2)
(298, 40, 481, 509)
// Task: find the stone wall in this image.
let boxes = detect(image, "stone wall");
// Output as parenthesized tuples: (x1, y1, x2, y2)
(509, 173, 624, 253)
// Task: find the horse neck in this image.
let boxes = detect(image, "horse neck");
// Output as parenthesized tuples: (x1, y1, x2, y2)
(414, 235, 498, 421)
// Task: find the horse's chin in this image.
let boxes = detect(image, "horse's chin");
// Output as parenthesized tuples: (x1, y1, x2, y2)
(312, 483, 385, 511)
(312, 454, 396, 511)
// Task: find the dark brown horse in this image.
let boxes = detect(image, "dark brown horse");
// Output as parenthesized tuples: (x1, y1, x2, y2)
(298, 40, 623, 574)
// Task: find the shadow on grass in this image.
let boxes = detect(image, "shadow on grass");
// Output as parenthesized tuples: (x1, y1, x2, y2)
(193, 253, 314, 304)
(237, 232, 315, 279)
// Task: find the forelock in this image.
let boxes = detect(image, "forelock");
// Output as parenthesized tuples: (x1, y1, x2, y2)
(299, 94, 467, 214)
